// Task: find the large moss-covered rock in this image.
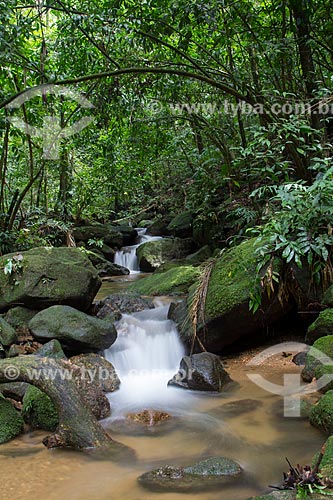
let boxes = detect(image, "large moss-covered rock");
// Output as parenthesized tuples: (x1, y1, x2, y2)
(185, 245, 211, 265)
(0, 317, 17, 347)
(136, 238, 195, 272)
(138, 456, 242, 492)
(0, 247, 101, 312)
(168, 353, 232, 391)
(22, 385, 59, 431)
(167, 211, 193, 238)
(310, 390, 333, 433)
(197, 238, 290, 352)
(302, 336, 333, 383)
(0, 394, 24, 443)
(306, 309, 333, 344)
(96, 294, 154, 321)
(130, 266, 200, 295)
(29, 305, 117, 352)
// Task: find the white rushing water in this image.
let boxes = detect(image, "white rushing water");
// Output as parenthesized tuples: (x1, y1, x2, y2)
(105, 304, 191, 417)
(114, 228, 161, 273)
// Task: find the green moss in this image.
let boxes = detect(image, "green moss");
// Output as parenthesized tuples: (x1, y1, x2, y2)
(22, 386, 58, 431)
(0, 394, 24, 443)
(306, 309, 333, 344)
(205, 238, 258, 319)
(0, 317, 17, 347)
(302, 336, 333, 382)
(129, 266, 200, 296)
(310, 390, 333, 433)
(315, 435, 333, 478)
(315, 365, 333, 392)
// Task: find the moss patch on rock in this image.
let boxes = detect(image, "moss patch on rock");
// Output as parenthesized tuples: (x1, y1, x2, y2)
(129, 266, 200, 295)
(302, 336, 333, 382)
(0, 394, 24, 443)
(310, 390, 333, 434)
(22, 385, 59, 431)
(204, 238, 258, 319)
(306, 309, 333, 344)
(0, 317, 17, 346)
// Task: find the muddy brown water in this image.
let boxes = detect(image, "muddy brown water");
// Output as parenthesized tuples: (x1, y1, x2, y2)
(0, 277, 325, 500)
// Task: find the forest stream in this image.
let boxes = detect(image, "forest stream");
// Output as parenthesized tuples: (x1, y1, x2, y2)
(0, 275, 325, 500)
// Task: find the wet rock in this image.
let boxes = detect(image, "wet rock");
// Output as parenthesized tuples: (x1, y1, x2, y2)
(136, 237, 195, 272)
(168, 353, 232, 392)
(0, 247, 101, 313)
(306, 309, 333, 344)
(138, 456, 242, 492)
(35, 339, 67, 360)
(211, 399, 263, 418)
(302, 335, 333, 383)
(69, 353, 120, 393)
(127, 409, 171, 426)
(29, 305, 117, 352)
(96, 294, 154, 322)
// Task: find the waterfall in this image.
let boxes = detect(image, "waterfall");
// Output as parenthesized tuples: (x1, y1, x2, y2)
(105, 304, 188, 416)
(114, 228, 161, 273)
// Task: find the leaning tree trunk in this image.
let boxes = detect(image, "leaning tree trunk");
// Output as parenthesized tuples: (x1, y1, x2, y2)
(0, 356, 122, 452)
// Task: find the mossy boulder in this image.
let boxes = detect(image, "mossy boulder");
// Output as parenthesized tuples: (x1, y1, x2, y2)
(195, 238, 290, 352)
(22, 385, 59, 431)
(302, 336, 333, 383)
(310, 390, 333, 433)
(138, 456, 242, 492)
(168, 353, 232, 391)
(130, 266, 200, 295)
(96, 293, 154, 321)
(306, 309, 333, 344)
(29, 305, 117, 352)
(0, 394, 24, 443)
(0, 317, 17, 347)
(136, 238, 195, 272)
(0, 247, 101, 313)
(148, 217, 172, 236)
(167, 211, 193, 238)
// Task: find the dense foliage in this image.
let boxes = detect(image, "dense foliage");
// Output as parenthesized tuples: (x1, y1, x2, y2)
(0, 0, 333, 280)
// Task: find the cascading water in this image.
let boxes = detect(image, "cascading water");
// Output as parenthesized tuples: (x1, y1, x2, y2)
(114, 228, 161, 273)
(105, 303, 192, 418)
